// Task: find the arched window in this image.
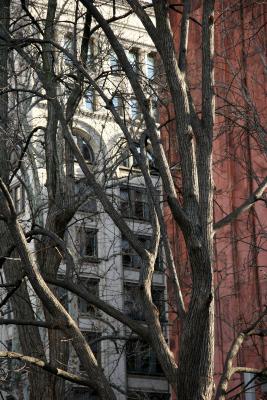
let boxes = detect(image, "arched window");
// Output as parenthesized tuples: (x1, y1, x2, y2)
(77, 135, 95, 164)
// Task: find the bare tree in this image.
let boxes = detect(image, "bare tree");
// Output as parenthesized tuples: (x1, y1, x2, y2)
(0, 1, 266, 400)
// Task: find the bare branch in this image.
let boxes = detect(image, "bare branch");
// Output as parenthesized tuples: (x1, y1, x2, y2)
(214, 176, 267, 230)
(46, 278, 149, 340)
(0, 350, 97, 388)
(215, 307, 267, 400)
(0, 318, 62, 329)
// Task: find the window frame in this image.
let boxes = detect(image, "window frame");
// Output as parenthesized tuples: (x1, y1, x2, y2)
(120, 187, 150, 221)
(78, 227, 98, 260)
(124, 283, 166, 321)
(77, 278, 99, 315)
(126, 338, 164, 376)
(79, 331, 101, 372)
(146, 53, 156, 80)
(127, 48, 139, 72)
(10, 183, 25, 214)
(112, 95, 124, 116)
(129, 97, 140, 120)
(127, 392, 170, 400)
(76, 136, 95, 164)
(62, 33, 74, 64)
(110, 52, 122, 74)
(84, 88, 96, 112)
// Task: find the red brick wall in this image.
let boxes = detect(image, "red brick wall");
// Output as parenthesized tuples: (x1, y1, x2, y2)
(163, 1, 267, 398)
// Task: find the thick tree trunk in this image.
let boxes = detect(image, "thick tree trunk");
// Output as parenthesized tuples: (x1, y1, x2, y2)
(177, 236, 214, 400)
(0, 224, 59, 400)
(0, 3, 59, 398)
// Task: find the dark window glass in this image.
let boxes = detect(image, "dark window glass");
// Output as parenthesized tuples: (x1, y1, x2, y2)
(120, 148, 131, 168)
(128, 392, 169, 400)
(146, 54, 155, 80)
(87, 39, 95, 67)
(151, 95, 158, 121)
(63, 34, 74, 63)
(84, 90, 96, 112)
(56, 285, 68, 310)
(122, 235, 162, 271)
(112, 95, 124, 116)
(129, 98, 140, 119)
(124, 284, 165, 321)
(67, 387, 99, 400)
(126, 339, 164, 376)
(80, 331, 101, 372)
(78, 278, 99, 315)
(120, 187, 149, 221)
(10, 184, 25, 214)
(78, 197, 97, 213)
(79, 228, 98, 259)
(127, 49, 139, 72)
(124, 285, 144, 321)
(110, 52, 121, 73)
(77, 136, 95, 163)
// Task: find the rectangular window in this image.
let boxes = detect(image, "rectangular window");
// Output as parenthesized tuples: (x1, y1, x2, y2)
(87, 39, 95, 67)
(120, 187, 149, 221)
(63, 34, 74, 63)
(151, 95, 158, 121)
(68, 387, 99, 400)
(84, 89, 96, 111)
(146, 53, 155, 80)
(79, 228, 98, 259)
(122, 236, 149, 270)
(78, 278, 99, 315)
(110, 52, 121, 73)
(128, 392, 169, 400)
(121, 230, 162, 272)
(112, 95, 124, 116)
(80, 331, 101, 372)
(120, 148, 131, 168)
(152, 287, 166, 321)
(126, 338, 164, 376)
(78, 197, 97, 213)
(124, 284, 165, 321)
(129, 97, 140, 119)
(124, 284, 144, 321)
(56, 285, 68, 310)
(127, 49, 138, 72)
(10, 184, 25, 214)
(6, 339, 13, 376)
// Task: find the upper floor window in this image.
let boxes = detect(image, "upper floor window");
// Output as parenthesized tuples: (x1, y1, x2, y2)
(87, 39, 95, 67)
(78, 278, 99, 315)
(128, 392, 170, 400)
(84, 89, 96, 112)
(120, 187, 149, 221)
(129, 97, 140, 120)
(124, 284, 165, 321)
(56, 284, 68, 310)
(69, 387, 99, 400)
(127, 49, 139, 72)
(80, 331, 101, 371)
(122, 235, 162, 271)
(126, 338, 164, 376)
(63, 34, 74, 63)
(151, 95, 158, 121)
(146, 53, 155, 80)
(10, 183, 25, 214)
(120, 148, 131, 168)
(112, 95, 124, 116)
(78, 197, 97, 213)
(110, 52, 121, 73)
(78, 227, 98, 259)
(77, 136, 95, 164)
